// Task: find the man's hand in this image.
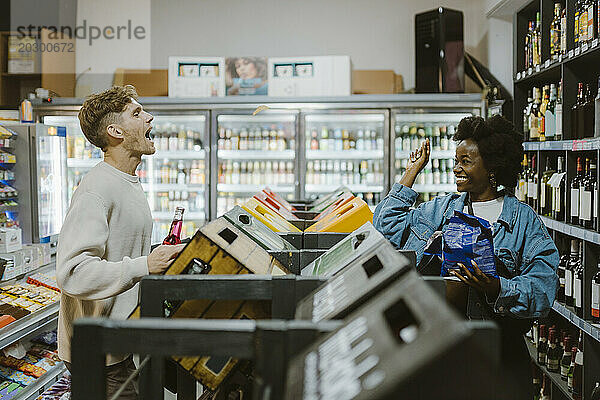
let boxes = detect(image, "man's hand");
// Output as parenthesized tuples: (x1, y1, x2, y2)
(399, 139, 430, 188)
(449, 260, 501, 301)
(147, 244, 186, 275)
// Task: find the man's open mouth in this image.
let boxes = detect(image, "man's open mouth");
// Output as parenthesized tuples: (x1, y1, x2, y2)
(455, 176, 468, 184)
(145, 127, 153, 140)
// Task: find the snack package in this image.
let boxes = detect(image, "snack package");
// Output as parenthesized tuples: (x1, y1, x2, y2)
(441, 211, 497, 278)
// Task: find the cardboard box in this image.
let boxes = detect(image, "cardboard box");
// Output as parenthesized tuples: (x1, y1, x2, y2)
(168, 56, 225, 97)
(40, 29, 76, 97)
(114, 69, 168, 97)
(352, 70, 405, 94)
(0, 228, 22, 253)
(268, 56, 351, 97)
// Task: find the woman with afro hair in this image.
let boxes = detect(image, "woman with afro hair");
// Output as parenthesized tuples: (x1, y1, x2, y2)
(374, 115, 558, 397)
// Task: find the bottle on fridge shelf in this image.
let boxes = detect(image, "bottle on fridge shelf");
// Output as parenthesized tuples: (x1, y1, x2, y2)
(568, 346, 577, 391)
(571, 157, 584, 224)
(531, 363, 541, 400)
(517, 154, 527, 201)
(545, 84, 557, 141)
(561, 7, 568, 55)
(574, 241, 584, 317)
(593, 262, 600, 322)
(581, 1, 589, 44)
(163, 206, 185, 245)
(584, 83, 596, 138)
(560, 336, 572, 380)
(540, 158, 555, 216)
(588, 0, 595, 42)
(540, 375, 550, 400)
(537, 324, 548, 365)
(532, 155, 539, 210)
(551, 3, 562, 60)
(566, 239, 577, 306)
(533, 12, 542, 66)
(525, 21, 532, 69)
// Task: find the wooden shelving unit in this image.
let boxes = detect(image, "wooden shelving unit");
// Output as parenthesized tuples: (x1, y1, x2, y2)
(0, 32, 41, 107)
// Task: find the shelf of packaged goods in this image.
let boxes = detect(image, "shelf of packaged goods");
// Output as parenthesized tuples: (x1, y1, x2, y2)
(152, 150, 206, 160)
(523, 139, 600, 152)
(305, 184, 384, 194)
(524, 338, 574, 400)
(412, 184, 456, 193)
(539, 216, 600, 245)
(141, 183, 205, 192)
(552, 302, 600, 343)
(306, 150, 384, 160)
(218, 150, 294, 160)
(217, 184, 294, 193)
(218, 114, 296, 123)
(0, 204, 18, 212)
(395, 150, 455, 159)
(15, 362, 66, 400)
(0, 302, 59, 351)
(67, 158, 102, 169)
(152, 211, 205, 220)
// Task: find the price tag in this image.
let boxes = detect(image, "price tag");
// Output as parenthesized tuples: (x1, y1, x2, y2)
(528, 67, 533, 75)
(593, 39, 599, 48)
(585, 140, 593, 150)
(569, 49, 574, 58)
(544, 60, 550, 68)
(575, 47, 581, 56)
(516, 72, 521, 80)
(572, 140, 584, 151)
(535, 64, 541, 72)
(582, 43, 589, 52)
(559, 54, 563, 62)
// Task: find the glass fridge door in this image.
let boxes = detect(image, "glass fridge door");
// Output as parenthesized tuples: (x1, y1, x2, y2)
(41, 115, 102, 205)
(214, 112, 298, 218)
(392, 111, 474, 203)
(35, 125, 68, 242)
(142, 113, 209, 243)
(303, 111, 388, 207)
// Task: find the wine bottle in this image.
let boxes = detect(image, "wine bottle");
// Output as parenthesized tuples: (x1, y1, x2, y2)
(566, 239, 577, 306)
(552, 156, 566, 221)
(592, 261, 600, 322)
(540, 158, 555, 216)
(557, 253, 568, 303)
(571, 157, 584, 224)
(574, 241, 584, 317)
(537, 324, 548, 365)
(560, 337, 572, 380)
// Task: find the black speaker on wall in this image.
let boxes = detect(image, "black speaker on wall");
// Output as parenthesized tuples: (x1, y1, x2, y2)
(415, 7, 464, 93)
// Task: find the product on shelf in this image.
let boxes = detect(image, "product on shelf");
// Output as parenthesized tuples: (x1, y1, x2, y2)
(592, 261, 600, 322)
(152, 123, 204, 152)
(550, 3, 562, 60)
(537, 324, 547, 365)
(219, 160, 294, 186)
(579, 157, 597, 229)
(574, 241, 583, 317)
(571, 158, 584, 225)
(560, 336, 572, 380)
(220, 125, 294, 152)
(545, 329, 560, 372)
(572, 332, 583, 397)
(557, 252, 567, 303)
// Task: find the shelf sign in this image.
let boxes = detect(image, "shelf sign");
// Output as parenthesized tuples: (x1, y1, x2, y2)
(535, 65, 541, 72)
(559, 55, 563, 62)
(568, 50, 574, 58)
(544, 60, 550, 68)
(593, 39, 599, 48)
(527, 67, 533, 75)
(572, 140, 586, 151)
(575, 47, 581, 56)
(582, 43, 589, 52)
(516, 72, 521, 80)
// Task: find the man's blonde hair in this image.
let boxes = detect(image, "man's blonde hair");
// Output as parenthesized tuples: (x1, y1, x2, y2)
(78, 85, 138, 151)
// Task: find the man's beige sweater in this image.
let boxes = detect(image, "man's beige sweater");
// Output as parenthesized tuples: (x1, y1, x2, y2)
(56, 161, 152, 365)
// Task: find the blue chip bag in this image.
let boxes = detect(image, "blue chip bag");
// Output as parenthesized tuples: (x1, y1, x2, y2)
(441, 211, 497, 278)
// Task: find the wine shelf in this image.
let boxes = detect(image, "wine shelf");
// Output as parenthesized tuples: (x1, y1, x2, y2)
(524, 139, 600, 152)
(540, 216, 600, 246)
(218, 150, 293, 160)
(552, 302, 600, 343)
(307, 150, 384, 160)
(525, 338, 574, 400)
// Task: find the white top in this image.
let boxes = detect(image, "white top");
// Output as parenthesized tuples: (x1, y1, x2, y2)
(56, 162, 152, 365)
(463, 196, 505, 224)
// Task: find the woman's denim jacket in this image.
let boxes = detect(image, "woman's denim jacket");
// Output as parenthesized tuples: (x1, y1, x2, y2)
(373, 183, 559, 319)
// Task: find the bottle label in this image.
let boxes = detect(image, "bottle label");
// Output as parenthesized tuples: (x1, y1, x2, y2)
(592, 282, 600, 317)
(529, 182, 536, 198)
(540, 185, 546, 208)
(581, 190, 592, 221)
(574, 277, 582, 307)
(561, 364, 570, 376)
(566, 269, 573, 296)
(568, 375, 574, 388)
(545, 110, 556, 138)
(538, 351, 546, 363)
(548, 358, 560, 370)
(571, 189, 580, 216)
